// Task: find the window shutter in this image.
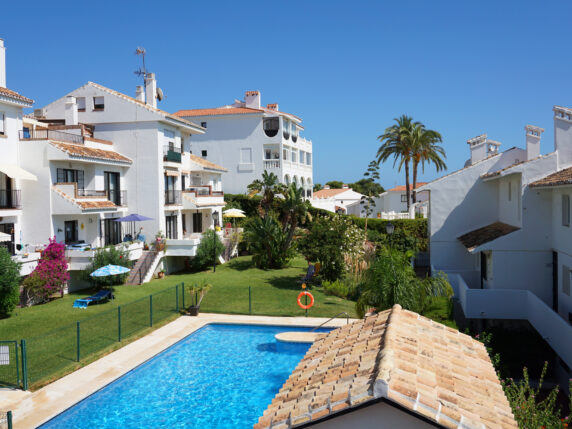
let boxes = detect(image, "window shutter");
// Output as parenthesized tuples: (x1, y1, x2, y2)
(77, 170, 85, 190)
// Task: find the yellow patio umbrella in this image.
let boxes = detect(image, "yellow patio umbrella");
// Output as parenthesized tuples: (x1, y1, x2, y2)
(222, 209, 246, 232)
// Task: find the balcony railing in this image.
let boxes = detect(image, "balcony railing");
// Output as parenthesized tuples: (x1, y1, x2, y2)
(263, 159, 280, 169)
(165, 190, 182, 205)
(74, 189, 127, 206)
(76, 189, 107, 197)
(0, 190, 22, 209)
(184, 185, 224, 197)
(163, 145, 182, 163)
(19, 129, 84, 145)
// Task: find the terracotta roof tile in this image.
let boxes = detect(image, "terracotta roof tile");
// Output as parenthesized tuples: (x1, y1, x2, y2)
(0, 87, 34, 105)
(173, 107, 264, 117)
(312, 188, 350, 199)
(255, 305, 517, 429)
(529, 165, 572, 188)
(52, 187, 118, 211)
(388, 182, 428, 192)
(188, 153, 228, 172)
(457, 221, 520, 252)
(50, 141, 132, 164)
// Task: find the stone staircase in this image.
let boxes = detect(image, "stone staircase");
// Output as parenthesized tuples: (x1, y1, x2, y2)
(126, 250, 158, 285)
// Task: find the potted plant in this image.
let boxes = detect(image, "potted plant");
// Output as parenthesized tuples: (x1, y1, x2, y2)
(158, 269, 165, 279)
(187, 282, 211, 316)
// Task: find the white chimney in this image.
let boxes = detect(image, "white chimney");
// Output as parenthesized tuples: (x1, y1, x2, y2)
(324, 185, 330, 190)
(525, 125, 544, 161)
(65, 96, 78, 126)
(244, 90, 261, 109)
(136, 85, 145, 102)
(145, 73, 157, 108)
(0, 39, 6, 88)
(554, 106, 572, 168)
(467, 133, 500, 165)
(342, 184, 349, 189)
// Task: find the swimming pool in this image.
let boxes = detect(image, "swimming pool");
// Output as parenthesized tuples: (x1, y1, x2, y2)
(39, 324, 326, 428)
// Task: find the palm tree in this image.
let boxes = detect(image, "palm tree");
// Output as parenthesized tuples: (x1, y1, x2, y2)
(410, 124, 446, 203)
(281, 183, 311, 252)
(376, 115, 418, 210)
(247, 170, 284, 218)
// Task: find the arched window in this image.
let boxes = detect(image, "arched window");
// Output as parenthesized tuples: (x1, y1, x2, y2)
(293, 176, 298, 185)
(263, 117, 279, 137)
(292, 123, 298, 143)
(283, 118, 290, 140)
(284, 175, 290, 185)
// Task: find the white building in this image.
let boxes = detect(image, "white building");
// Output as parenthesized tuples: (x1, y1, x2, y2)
(311, 184, 363, 214)
(419, 108, 572, 373)
(365, 183, 429, 219)
(173, 91, 313, 197)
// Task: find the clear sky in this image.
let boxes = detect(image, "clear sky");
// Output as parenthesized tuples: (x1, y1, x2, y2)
(2, 0, 571, 189)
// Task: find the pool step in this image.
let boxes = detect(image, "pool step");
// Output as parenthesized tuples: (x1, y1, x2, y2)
(275, 332, 322, 344)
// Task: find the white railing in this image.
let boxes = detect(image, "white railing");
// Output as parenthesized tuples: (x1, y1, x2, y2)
(66, 241, 143, 271)
(379, 211, 411, 220)
(263, 159, 280, 169)
(440, 268, 572, 369)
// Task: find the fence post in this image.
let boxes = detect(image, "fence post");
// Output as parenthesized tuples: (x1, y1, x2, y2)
(182, 282, 185, 309)
(20, 340, 28, 391)
(149, 295, 153, 327)
(14, 341, 20, 389)
(176, 284, 179, 312)
(118, 306, 122, 342)
(76, 322, 81, 362)
(249, 286, 252, 315)
(7, 411, 12, 429)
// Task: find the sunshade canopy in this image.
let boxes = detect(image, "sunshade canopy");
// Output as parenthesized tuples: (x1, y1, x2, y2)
(223, 208, 246, 218)
(114, 214, 154, 222)
(90, 264, 131, 277)
(0, 232, 11, 242)
(0, 164, 37, 181)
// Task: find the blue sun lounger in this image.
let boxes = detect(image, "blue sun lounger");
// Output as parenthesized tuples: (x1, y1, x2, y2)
(73, 290, 114, 309)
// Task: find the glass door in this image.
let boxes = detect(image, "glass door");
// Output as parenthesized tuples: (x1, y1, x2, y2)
(64, 220, 78, 244)
(105, 172, 121, 205)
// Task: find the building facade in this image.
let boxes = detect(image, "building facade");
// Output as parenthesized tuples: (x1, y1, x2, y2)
(174, 91, 313, 196)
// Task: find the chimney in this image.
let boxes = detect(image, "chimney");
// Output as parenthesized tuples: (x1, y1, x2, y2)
(266, 103, 278, 111)
(525, 125, 544, 161)
(244, 90, 261, 109)
(342, 184, 349, 189)
(467, 133, 500, 165)
(145, 73, 157, 108)
(64, 96, 78, 126)
(324, 185, 330, 190)
(0, 39, 6, 88)
(136, 85, 145, 102)
(554, 106, 572, 168)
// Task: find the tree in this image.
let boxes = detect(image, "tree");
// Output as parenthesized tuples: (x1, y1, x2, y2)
(247, 170, 284, 218)
(410, 123, 446, 203)
(325, 180, 344, 189)
(280, 184, 312, 253)
(349, 179, 384, 196)
(83, 245, 131, 288)
(377, 115, 418, 210)
(194, 229, 225, 270)
(244, 215, 293, 269)
(359, 161, 381, 233)
(313, 183, 323, 192)
(0, 247, 21, 318)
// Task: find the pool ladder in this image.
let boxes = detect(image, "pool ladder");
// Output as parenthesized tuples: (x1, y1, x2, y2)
(311, 312, 350, 332)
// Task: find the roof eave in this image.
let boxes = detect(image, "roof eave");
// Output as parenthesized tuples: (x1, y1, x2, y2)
(162, 116, 205, 134)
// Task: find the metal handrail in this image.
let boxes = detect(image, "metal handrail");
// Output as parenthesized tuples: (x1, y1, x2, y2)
(311, 312, 350, 332)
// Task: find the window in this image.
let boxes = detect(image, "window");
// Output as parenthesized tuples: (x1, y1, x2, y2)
(291, 150, 297, 163)
(77, 97, 86, 112)
(64, 220, 78, 244)
(401, 194, 408, 203)
(201, 150, 207, 158)
(93, 96, 104, 110)
(283, 149, 287, 160)
(563, 194, 570, 227)
(165, 215, 178, 239)
(508, 181, 512, 201)
(263, 117, 279, 137)
(299, 151, 305, 164)
(201, 122, 207, 128)
(292, 124, 298, 143)
(306, 153, 311, 165)
(240, 148, 252, 163)
(56, 168, 85, 190)
(283, 118, 290, 140)
(0, 112, 5, 135)
(563, 265, 571, 296)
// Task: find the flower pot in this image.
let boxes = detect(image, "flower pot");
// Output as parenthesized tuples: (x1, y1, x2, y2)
(187, 305, 200, 316)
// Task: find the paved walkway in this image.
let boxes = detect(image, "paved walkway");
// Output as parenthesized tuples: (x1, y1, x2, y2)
(0, 313, 353, 428)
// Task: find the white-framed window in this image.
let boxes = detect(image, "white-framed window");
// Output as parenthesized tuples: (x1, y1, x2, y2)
(306, 153, 311, 165)
(76, 97, 86, 112)
(0, 112, 5, 136)
(93, 96, 105, 110)
(508, 181, 512, 201)
(401, 194, 407, 203)
(283, 148, 288, 160)
(201, 122, 207, 128)
(563, 194, 570, 227)
(291, 150, 297, 163)
(201, 150, 208, 158)
(240, 148, 252, 163)
(299, 151, 305, 164)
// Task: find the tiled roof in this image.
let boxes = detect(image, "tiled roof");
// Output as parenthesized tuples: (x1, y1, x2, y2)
(86, 82, 203, 130)
(312, 188, 350, 199)
(50, 141, 132, 164)
(529, 166, 572, 188)
(173, 107, 264, 117)
(388, 182, 428, 192)
(255, 305, 516, 429)
(188, 153, 228, 172)
(52, 187, 118, 211)
(458, 221, 520, 252)
(0, 87, 34, 105)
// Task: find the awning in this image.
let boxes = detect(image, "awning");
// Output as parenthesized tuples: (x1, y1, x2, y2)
(457, 221, 520, 253)
(165, 170, 179, 177)
(0, 164, 37, 181)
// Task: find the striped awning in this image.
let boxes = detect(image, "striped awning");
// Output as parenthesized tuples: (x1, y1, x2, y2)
(164, 170, 179, 177)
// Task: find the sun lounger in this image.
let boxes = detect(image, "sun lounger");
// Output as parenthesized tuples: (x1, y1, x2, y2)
(73, 290, 114, 309)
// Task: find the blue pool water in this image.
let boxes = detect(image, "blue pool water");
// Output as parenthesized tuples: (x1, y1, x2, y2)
(40, 324, 326, 429)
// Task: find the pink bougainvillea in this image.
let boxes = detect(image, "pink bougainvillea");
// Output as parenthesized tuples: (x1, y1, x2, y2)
(28, 237, 69, 299)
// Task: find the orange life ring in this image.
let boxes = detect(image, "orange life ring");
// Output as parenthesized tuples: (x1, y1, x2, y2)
(297, 291, 314, 310)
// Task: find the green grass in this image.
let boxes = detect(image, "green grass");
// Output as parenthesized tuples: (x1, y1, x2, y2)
(0, 254, 454, 389)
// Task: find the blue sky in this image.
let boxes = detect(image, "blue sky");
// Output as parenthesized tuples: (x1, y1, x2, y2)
(2, 0, 571, 189)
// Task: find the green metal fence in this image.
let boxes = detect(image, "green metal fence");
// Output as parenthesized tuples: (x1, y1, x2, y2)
(0, 411, 13, 429)
(18, 283, 192, 390)
(0, 342, 20, 389)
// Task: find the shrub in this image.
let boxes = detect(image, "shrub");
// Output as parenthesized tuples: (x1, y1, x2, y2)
(350, 217, 428, 252)
(24, 238, 69, 302)
(0, 247, 21, 317)
(322, 279, 350, 298)
(193, 229, 225, 270)
(83, 245, 131, 288)
(243, 216, 294, 269)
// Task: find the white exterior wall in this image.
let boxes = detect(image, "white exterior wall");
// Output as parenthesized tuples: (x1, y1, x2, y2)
(498, 175, 521, 226)
(311, 189, 363, 214)
(552, 187, 572, 319)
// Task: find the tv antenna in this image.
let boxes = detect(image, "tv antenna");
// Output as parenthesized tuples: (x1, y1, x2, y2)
(134, 46, 147, 86)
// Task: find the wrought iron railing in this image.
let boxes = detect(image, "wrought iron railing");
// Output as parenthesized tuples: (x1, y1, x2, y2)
(163, 145, 182, 163)
(107, 190, 127, 206)
(0, 190, 21, 209)
(19, 129, 84, 144)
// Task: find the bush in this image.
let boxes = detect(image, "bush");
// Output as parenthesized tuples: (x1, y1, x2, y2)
(243, 216, 294, 269)
(224, 194, 263, 220)
(350, 217, 428, 252)
(24, 238, 69, 303)
(193, 229, 225, 270)
(0, 247, 21, 317)
(83, 245, 131, 288)
(323, 279, 350, 298)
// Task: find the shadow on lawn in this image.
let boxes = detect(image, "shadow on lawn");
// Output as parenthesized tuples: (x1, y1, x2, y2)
(267, 275, 303, 291)
(227, 258, 253, 271)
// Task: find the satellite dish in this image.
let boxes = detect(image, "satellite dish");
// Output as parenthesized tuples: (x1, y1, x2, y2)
(156, 87, 164, 102)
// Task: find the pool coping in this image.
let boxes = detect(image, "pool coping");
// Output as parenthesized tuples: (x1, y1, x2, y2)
(1, 313, 354, 428)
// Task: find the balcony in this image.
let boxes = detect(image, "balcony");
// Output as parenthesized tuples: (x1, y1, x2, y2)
(165, 189, 182, 205)
(76, 189, 128, 206)
(20, 129, 84, 145)
(0, 190, 21, 209)
(182, 185, 224, 209)
(163, 145, 182, 163)
(263, 159, 280, 170)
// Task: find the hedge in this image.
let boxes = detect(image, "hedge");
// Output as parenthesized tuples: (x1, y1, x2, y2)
(350, 217, 428, 251)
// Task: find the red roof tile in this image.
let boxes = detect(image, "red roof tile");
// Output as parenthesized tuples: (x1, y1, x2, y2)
(458, 221, 520, 251)
(0, 87, 34, 105)
(50, 141, 132, 164)
(388, 182, 428, 192)
(173, 107, 264, 117)
(312, 188, 351, 199)
(529, 165, 572, 188)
